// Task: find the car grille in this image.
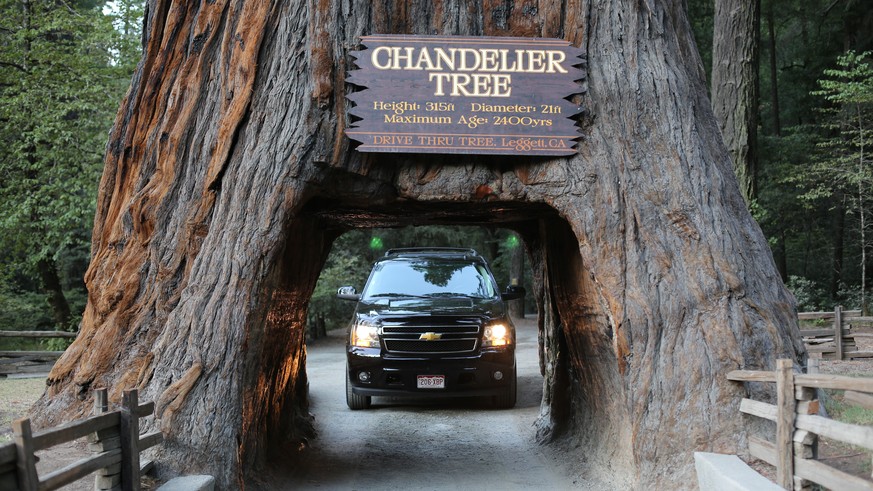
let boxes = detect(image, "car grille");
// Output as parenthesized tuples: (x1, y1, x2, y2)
(381, 322, 480, 354)
(384, 339, 477, 353)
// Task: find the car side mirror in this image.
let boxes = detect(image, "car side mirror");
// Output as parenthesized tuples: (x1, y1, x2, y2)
(501, 285, 525, 301)
(336, 286, 360, 301)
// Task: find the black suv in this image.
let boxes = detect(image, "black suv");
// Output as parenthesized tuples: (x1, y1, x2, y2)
(337, 248, 523, 410)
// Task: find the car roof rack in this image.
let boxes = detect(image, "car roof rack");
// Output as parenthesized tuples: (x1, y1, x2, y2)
(383, 247, 480, 257)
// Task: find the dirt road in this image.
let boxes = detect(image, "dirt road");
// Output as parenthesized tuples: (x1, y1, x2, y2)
(270, 318, 583, 490)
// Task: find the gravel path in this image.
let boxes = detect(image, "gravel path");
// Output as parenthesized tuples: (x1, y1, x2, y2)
(267, 318, 589, 490)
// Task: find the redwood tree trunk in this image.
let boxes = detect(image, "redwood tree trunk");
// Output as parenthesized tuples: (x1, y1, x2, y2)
(33, 1, 803, 489)
(712, 0, 761, 202)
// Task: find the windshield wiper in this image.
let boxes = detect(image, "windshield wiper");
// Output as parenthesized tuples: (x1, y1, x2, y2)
(424, 292, 476, 298)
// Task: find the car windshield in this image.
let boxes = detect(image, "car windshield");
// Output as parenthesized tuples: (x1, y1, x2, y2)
(362, 259, 498, 299)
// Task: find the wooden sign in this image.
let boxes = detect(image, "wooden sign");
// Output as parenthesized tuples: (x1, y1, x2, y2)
(346, 35, 585, 156)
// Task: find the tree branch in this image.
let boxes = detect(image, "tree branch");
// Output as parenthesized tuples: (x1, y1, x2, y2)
(780, 62, 807, 72)
(0, 61, 27, 72)
(821, 0, 841, 17)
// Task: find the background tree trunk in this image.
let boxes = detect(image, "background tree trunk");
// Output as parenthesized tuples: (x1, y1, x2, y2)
(832, 195, 846, 299)
(765, 2, 781, 136)
(712, 0, 761, 202)
(33, 1, 803, 488)
(508, 233, 525, 318)
(37, 258, 71, 329)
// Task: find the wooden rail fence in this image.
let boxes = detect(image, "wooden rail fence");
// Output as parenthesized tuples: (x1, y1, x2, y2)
(0, 388, 162, 491)
(0, 331, 76, 376)
(729, 359, 873, 490)
(799, 307, 873, 360)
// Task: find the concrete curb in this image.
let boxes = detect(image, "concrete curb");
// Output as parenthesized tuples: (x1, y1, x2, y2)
(694, 452, 781, 491)
(156, 475, 215, 491)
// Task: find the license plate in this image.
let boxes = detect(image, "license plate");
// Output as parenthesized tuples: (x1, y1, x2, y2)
(417, 375, 445, 389)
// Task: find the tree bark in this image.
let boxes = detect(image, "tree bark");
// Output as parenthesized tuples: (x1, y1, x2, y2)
(711, 0, 761, 202)
(33, 1, 803, 489)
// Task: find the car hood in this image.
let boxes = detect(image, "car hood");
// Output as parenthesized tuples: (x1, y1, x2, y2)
(356, 297, 504, 317)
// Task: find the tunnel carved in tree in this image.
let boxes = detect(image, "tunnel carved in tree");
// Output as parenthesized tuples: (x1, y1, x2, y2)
(32, 0, 804, 489)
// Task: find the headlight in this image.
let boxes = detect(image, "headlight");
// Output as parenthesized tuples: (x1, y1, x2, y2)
(483, 323, 511, 347)
(352, 319, 380, 348)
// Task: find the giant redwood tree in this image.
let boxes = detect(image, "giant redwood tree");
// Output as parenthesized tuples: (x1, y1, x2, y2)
(32, 0, 804, 488)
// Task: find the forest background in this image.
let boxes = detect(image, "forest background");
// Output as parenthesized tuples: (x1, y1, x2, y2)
(0, 0, 870, 348)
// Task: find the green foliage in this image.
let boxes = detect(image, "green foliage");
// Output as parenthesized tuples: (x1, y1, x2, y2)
(836, 282, 864, 310)
(308, 231, 372, 331)
(0, 286, 53, 350)
(834, 402, 873, 427)
(826, 390, 873, 427)
(0, 0, 142, 331)
(687, 0, 873, 310)
(798, 51, 873, 311)
(786, 274, 864, 312)
(0, 1, 132, 267)
(0, 288, 53, 331)
(0, 288, 49, 349)
(43, 335, 73, 351)
(756, 45, 873, 308)
(489, 231, 535, 310)
(798, 51, 873, 203)
(0, 285, 81, 350)
(786, 275, 829, 311)
(816, 51, 873, 104)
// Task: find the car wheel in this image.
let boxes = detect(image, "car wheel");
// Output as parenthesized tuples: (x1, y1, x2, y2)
(346, 373, 371, 410)
(494, 368, 516, 409)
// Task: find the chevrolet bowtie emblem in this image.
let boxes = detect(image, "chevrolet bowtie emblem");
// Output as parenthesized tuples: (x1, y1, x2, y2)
(419, 332, 442, 341)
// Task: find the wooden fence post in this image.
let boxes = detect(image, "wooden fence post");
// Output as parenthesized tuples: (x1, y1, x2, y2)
(794, 363, 819, 491)
(90, 388, 122, 491)
(12, 418, 38, 491)
(94, 388, 109, 415)
(776, 359, 797, 488)
(835, 306, 844, 360)
(807, 358, 819, 375)
(120, 389, 141, 491)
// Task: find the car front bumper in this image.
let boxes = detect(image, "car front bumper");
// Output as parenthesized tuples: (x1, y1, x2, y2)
(347, 348, 515, 398)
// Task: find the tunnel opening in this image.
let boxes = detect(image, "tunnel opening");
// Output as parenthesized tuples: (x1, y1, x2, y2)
(305, 223, 538, 344)
(248, 198, 634, 486)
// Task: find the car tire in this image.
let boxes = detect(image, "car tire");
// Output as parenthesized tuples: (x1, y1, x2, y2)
(494, 368, 517, 409)
(346, 373, 371, 410)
